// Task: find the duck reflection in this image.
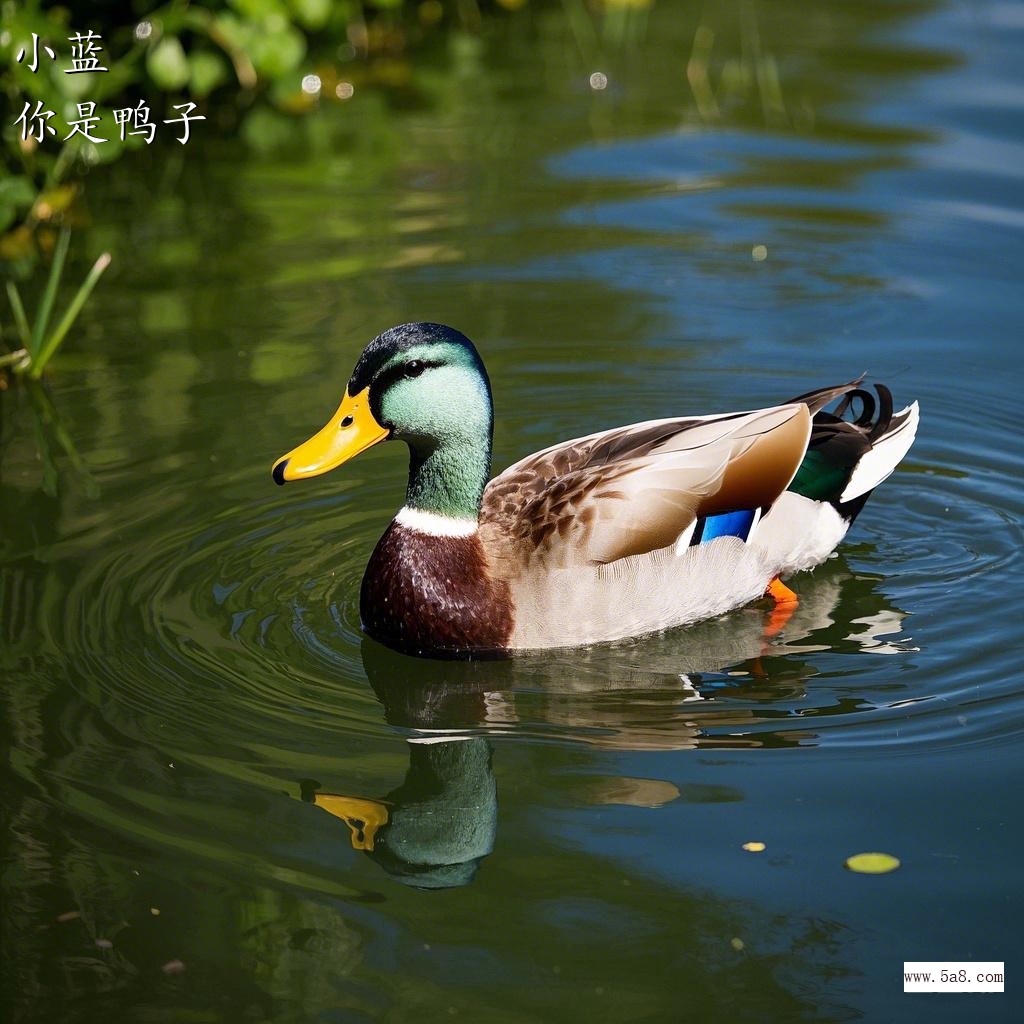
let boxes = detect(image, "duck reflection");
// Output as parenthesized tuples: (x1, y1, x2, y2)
(359, 559, 915, 746)
(301, 738, 496, 889)
(303, 559, 912, 887)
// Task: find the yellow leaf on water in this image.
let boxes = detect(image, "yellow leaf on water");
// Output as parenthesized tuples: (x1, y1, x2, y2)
(742, 841, 766, 852)
(845, 852, 900, 874)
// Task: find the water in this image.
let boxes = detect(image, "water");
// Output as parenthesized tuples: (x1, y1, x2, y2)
(3, 1, 1023, 1020)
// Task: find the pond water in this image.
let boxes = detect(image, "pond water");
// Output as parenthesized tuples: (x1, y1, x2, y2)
(2, 1, 1022, 1020)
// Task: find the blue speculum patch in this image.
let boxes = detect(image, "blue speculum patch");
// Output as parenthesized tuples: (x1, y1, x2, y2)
(692, 509, 757, 545)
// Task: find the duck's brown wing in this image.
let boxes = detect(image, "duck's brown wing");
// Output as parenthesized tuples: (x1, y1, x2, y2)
(480, 403, 811, 569)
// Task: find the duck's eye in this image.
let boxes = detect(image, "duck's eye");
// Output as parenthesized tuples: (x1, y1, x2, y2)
(340, 415, 354, 428)
(403, 360, 425, 379)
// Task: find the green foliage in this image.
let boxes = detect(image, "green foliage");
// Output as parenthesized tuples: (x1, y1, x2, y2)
(1, 1, 547, 375)
(189, 48, 231, 97)
(2, 228, 110, 378)
(289, 0, 334, 31)
(0, 0, 535, 266)
(0, 176, 36, 233)
(146, 35, 191, 91)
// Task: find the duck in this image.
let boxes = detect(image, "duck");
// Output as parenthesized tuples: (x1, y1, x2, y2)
(272, 322, 919, 658)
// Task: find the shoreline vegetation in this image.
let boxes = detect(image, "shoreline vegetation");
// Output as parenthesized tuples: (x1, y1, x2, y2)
(2, 0, 867, 383)
(2, 2, 554, 267)
(2, 0, 548, 377)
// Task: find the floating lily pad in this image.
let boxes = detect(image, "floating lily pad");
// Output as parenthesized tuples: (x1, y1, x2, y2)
(845, 851, 900, 874)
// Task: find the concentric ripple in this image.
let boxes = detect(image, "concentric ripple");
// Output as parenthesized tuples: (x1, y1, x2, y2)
(48, 476, 388, 761)
(22, 372, 1016, 766)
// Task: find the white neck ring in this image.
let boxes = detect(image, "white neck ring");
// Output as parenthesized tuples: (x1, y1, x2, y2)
(395, 506, 479, 538)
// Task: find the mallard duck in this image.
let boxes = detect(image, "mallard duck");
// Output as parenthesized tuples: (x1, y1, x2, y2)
(273, 323, 919, 657)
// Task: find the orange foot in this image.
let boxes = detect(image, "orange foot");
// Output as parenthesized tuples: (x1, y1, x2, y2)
(763, 576, 798, 639)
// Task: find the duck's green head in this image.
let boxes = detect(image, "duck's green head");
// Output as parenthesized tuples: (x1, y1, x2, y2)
(272, 323, 493, 519)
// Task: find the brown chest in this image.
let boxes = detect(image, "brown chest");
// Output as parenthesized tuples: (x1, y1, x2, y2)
(359, 522, 514, 656)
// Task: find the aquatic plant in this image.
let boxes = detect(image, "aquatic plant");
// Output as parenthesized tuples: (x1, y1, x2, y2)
(1, 227, 110, 378)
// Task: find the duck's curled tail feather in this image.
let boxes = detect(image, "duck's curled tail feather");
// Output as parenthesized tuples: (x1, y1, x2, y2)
(787, 379, 920, 516)
(750, 377, 919, 579)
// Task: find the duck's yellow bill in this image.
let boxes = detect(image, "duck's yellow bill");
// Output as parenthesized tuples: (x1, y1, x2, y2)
(313, 794, 390, 851)
(272, 386, 387, 485)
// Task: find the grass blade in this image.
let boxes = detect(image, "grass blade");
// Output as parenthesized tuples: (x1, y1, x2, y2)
(31, 227, 71, 357)
(0, 347, 30, 370)
(29, 252, 111, 378)
(5, 281, 32, 349)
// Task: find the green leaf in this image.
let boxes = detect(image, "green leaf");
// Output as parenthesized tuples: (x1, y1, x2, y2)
(83, 134, 126, 166)
(0, 177, 36, 208)
(189, 50, 229, 97)
(288, 0, 332, 29)
(844, 851, 900, 874)
(30, 252, 111, 378)
(0, 176, 36, 239)
(230, 0, 290, 18)
(147, 36, 191, 91)
(32, 228, 71, 358)
(211, 13, 250, 52)
(5, 282, 32, 350)
(249, 25, 306, 79)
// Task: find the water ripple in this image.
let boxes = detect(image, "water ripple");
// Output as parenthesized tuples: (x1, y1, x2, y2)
(30, 371, 1014, 769)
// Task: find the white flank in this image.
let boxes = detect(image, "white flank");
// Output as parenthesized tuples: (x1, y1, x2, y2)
(395, 505, 478, 537)
(753, 491, 849, 576)
(508, 535, 774, 650)
(840, 401, 920, 502)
